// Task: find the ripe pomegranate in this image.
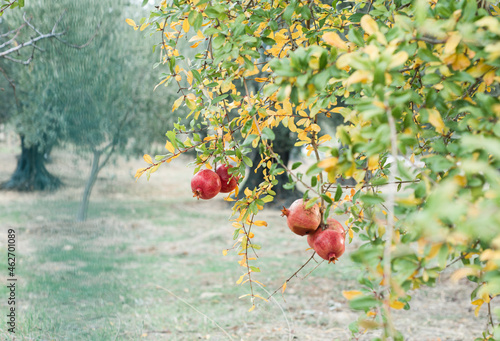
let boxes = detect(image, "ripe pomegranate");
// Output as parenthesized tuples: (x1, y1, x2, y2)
(307, 218, 346, 262)
(216, 164, 239, 193)
(281, 199, 321, 236)
(191, 169, 221, 200)
(307, 217, 344, 248)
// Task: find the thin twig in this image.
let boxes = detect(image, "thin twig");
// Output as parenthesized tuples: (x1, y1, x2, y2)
(155, 285, 234, 340)
(254, 282, 293, 341)
(383, 105, 397, 337)
(267, 252, 317, 299)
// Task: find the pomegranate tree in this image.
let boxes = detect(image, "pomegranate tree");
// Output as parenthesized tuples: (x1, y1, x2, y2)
(307, 218, 346, 262)
(215, 164, 239, 193)
(281, 199, 321, 236)
(191, 169, 221, 200)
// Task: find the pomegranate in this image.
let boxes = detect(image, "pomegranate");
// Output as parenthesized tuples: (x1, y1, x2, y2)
(281, 199, 321, 236)
(216, 164, 239, 193)
(308, 218, 346, 262)
(307, 217, 344, 248)
(191, 169, 221, 200)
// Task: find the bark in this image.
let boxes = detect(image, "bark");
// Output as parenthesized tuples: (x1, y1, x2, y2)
(0, 135, 61, 191)
(242, 126, 301, 207)
(76, 150, 101, 222)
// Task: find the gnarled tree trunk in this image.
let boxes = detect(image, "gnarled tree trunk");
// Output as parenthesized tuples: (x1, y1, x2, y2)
(242, 126, 300, 207)
(1, 135, 61, 191)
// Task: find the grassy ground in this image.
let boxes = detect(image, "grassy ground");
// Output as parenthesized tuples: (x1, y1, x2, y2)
(0, 146, 488, 340)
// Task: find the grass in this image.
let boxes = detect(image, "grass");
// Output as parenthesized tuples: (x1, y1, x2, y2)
(1, 194, 341, 340)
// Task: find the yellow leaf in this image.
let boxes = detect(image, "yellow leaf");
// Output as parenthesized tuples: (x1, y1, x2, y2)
(450, 267, 480, 283)
(140, 23, 149, 31)
(125, 18, 136, 27)
(367, 155, 379, 171)
(484, 69, 495, 86)
(342, 290, 363, 300)
(182, 19, 190, 33)
(165, 141, 175, 153)
(282, 282, 287, 293)
(388, 51, 408, 69)
(254, 294, 268, 302)
(172, 96, 184, 112)
(360, 15, 378, 35)
(444, 32, 461, 56)
(426, 243, 443, 260)
(154, 77, 169, 91)
(472, 299, 484, 317)
(390, 301, 405, 310)
(150, 164, 160, 174)
(236, 273, 247, 285)
(253, 220, 268, 227)
(427, 109, 447, 134)
(451, 53, 471, 71)
(191, 41, 201, 48)
(318, 157, 338, 171)
(248, 232, 254, 238)
(254, 77, 269, 83)
(348, 228, 354, 239)
(244, 187, 252, 197)
(248, 305, 256, 312)
(143, 154, 153, 164)
(346, 70, 373, 86)
(322, 31, 348, 50)
(222, 249, 228, 256)
(134, 168, 147, 180)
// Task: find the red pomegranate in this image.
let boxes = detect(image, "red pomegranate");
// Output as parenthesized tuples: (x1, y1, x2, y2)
(281, 199, 321, 236)
(307, 217, 344, 248)
(308, 218, 346, 262)
(191, 169, 221, 200)
(216, 164, 239, 193)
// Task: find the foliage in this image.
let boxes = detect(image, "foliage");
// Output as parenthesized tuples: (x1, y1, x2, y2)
(0, 0, 24, 16)
(135, 0, 500, 338)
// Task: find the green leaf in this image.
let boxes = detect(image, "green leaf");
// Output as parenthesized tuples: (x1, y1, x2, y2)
(305, 197, 318, 209)
(166, 131, 178, 149)
(242, 155, 253, 167)
(250, 266, 261, 272)
(311, 176, 317, 187)
(292, 162, 302, 170)
(283, 3, 295, 25)
(348, 296, 381, 311)
(211, 94, 228, 104)
(334, 184, 343, 201)
(360, 194, 384, 205)
(321, 193, 333, 204)
(261, 127, 275, 140)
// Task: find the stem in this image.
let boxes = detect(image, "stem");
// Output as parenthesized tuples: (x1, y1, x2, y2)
(383, 105, 398, 338)
(267, 252, 317, 299)
(155, 285, 234, 340)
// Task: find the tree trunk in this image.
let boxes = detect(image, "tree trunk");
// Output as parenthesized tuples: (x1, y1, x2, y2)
(242, 126, 301, 207)
(1, 135, 62, 191)
(77, 150, 101, 222)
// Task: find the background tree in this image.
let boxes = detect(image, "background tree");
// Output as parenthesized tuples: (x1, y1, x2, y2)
(135, 0, 500, 338)
(2, 0, 178, 220)
(0, 3, 98, 191)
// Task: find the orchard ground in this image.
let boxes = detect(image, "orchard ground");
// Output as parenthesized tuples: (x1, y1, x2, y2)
(0, 139, 488, 340)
